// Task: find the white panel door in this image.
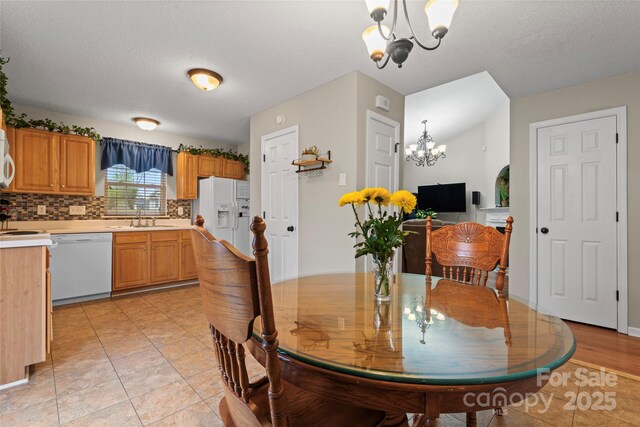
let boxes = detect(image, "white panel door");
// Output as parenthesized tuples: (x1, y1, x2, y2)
(366, 111, 400, 271)
(537, 116, 617, 328)
(367, 111, 399, 193)
(261, 126, 299, 283)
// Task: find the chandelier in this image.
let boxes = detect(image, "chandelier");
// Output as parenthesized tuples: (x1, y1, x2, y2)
(405, 120, 446, 167)
(362, 0, 458, 69)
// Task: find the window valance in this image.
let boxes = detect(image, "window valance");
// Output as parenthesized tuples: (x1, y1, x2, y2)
(100, 138, 174, 176)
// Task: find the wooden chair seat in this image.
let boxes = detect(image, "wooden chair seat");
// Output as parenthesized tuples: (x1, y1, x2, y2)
(220, 378, 386, 427)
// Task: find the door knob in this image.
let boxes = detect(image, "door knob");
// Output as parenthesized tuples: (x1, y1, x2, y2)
(540, 227, 549, 234)
(287, 226, 295, 232)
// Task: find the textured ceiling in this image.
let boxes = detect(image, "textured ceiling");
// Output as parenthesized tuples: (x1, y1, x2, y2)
(1, 1, 639, 145)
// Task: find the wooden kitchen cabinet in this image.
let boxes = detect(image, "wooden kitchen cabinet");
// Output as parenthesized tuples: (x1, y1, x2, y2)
(59, 134, 95, 195)
(180, 230, 197, 280)
(10, 127, 95, 195)
(113, 232, 149, 290)
(177, 152, 198, 200)
(14, 128, 57, 193)
(0, 245, 48, 386)
(112, 229, 196, 291)
(198, 155, 222, 177)
(150, 231, 180, 284)
(177, 153, 245, 199)
(222, 159, 245, 179)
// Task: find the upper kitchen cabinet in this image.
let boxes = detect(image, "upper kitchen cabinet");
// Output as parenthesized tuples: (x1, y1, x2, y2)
(14, 128, 57, 193)
(177, 152, 198, 200)
(59, 134, 95, 195)
(177, 152, 245, 199)
(222, 159, 245, 180)
(198, 155, 222, 177)
(11, 128, 95, 195)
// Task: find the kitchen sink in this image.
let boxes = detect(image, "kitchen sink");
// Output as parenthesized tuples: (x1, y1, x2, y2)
(106, 225, 181, 229)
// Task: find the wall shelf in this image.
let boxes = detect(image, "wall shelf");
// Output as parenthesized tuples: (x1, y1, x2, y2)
(292, 151, 332, 176)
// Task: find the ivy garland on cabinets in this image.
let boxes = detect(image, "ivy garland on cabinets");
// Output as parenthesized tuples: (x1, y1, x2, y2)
(0, 56, 102, 143)
(177, 144, 250, 174)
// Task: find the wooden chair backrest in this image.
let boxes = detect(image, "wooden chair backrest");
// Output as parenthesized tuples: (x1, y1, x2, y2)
(191, 215, 287, 426)
(426, 216, 513, 292)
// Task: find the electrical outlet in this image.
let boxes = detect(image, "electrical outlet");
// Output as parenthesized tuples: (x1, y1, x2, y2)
(69, 206, 86, 215)
(37, 205, 46, 215)
(177, 207, 184, 216)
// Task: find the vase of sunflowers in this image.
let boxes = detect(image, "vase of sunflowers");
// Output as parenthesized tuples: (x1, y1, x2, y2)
(339, 187, 417, 301)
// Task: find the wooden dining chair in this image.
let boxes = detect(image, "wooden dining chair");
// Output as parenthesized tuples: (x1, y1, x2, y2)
(424, 216, 514, 426)
(425, 216, 514, 294)
(191, 215, 386, 427)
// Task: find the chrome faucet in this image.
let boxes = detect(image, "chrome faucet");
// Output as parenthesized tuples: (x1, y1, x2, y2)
(136, 210, 142, 227)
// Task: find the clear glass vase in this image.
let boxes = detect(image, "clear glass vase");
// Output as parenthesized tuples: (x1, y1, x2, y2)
(373, 255, 394, 301)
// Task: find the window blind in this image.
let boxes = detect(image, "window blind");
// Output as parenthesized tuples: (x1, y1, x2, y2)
(104, 164, 167, 216)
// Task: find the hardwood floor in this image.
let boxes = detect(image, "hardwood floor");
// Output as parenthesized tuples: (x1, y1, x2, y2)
(566, 320, 640, 377)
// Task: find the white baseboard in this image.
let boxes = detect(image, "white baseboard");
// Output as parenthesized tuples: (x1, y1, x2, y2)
(628, 326, 640, 338)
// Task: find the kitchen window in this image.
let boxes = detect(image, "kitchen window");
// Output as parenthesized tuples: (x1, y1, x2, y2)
(104, 164, 167, 216)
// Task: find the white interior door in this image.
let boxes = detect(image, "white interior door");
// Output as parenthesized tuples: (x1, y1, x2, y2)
(536, 116, 617, 328)
(261, 126, 299, 283)
(366, 110, 400, 270)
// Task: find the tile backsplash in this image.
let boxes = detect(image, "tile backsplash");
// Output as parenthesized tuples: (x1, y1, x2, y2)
(1, 193, 191, 221)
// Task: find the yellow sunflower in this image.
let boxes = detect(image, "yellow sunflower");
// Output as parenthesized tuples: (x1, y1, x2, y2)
(372, 188, 391, 206)
(360, 187, 378, 202)
(338, 191, 365, 207)
(390, 190, 417, 214)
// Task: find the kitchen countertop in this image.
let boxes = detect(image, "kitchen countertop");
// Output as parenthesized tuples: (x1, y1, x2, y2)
(4, 219, 195, 235)
(0, 232, 52, 249)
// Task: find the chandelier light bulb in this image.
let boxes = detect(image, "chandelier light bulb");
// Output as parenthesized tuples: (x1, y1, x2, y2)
(404, 306, 412, 315)
(362, 25, 390, 62)
(365, 0, 391, 21)
(408, 313, 417, 321)
(425, 0, 459, 39)
(432, 148, 440, 156)
(426, 141, 436, 150)
(405, 148, 413, 155)
(417, 150, 426, 157)
(439, 144, 447, 153)
(409, 143, 418, 151)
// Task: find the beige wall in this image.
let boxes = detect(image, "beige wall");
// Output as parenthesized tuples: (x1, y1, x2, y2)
(13, 104, 233, 199)
(249, 71, 404, 276)
(509, 71, 640, 329)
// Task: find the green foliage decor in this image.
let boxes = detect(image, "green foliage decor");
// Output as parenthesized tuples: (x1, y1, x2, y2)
(0, 55, 102, 142)
(177, 143, 250, 174)
(415, 208, 438, 219)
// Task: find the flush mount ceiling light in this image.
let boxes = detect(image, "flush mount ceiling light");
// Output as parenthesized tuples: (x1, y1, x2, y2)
(133, 117, 160, 131)
(362, 0, 458, 69)
(405, 120, 446, 167)
(187, 68, 223, 91)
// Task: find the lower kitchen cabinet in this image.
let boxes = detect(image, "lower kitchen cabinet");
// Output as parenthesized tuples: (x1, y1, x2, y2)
(112, 229, 196, 291)
(180, 230, 198, 280)
(113, 242, 149, 290)
(150, 232, 180, 284)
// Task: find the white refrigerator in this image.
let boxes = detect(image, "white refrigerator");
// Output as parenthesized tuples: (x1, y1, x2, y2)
(194, 177, 251, 256)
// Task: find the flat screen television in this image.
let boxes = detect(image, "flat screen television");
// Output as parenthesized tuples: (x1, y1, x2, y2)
(418, 183, 466, 212)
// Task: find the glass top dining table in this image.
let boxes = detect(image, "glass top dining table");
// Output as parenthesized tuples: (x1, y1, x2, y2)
(252, 273, 576, 386)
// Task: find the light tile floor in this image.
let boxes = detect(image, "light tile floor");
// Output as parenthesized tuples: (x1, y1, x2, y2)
(1, 285, 639, 426)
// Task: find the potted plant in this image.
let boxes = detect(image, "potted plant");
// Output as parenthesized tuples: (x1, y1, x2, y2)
(415, 208, 438, 219)
(497, 166, 510, 207)
(339, 188, 417, 300)
(301, 145, 319, 161)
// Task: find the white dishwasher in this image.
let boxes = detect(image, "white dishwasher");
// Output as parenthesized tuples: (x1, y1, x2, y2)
(50, 233, 113, 305)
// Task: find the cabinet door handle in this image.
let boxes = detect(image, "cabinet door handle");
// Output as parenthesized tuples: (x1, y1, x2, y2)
(50, 184, 54, 187)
